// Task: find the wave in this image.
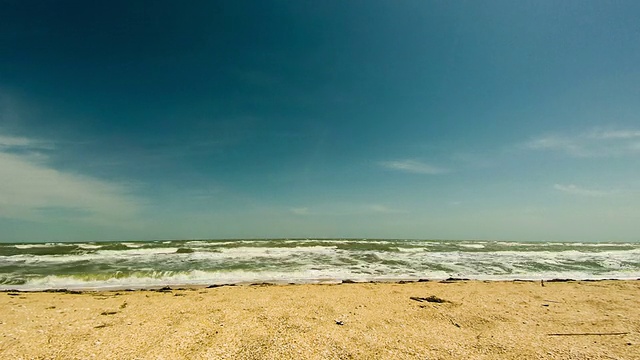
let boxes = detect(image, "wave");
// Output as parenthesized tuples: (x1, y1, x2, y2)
(2, 268, 639, 291)
(2, 239, 639, 290)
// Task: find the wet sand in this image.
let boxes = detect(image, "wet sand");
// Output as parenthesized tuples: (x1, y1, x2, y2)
(1, 280, 638, 359)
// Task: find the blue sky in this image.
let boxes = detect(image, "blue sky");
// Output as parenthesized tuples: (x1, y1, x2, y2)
(1, 0, 639, 242)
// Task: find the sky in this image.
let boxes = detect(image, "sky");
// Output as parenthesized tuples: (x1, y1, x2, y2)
(1, 0, 639, 242)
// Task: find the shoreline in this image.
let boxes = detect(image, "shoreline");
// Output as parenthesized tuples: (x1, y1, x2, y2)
(2, 277, 639, 293)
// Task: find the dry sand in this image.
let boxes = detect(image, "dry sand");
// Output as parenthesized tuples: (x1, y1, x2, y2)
(1, 280, 638, 359)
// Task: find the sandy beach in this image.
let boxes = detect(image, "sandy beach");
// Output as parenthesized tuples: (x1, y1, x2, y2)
(1, 280, 638, 359)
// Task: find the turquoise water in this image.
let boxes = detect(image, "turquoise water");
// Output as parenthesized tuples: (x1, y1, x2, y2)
(1, 239, 639, 290)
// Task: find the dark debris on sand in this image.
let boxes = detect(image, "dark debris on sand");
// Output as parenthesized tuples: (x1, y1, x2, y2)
(410, 296, 449, 303)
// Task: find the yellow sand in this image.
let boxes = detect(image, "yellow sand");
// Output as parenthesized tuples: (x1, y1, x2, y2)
(1, 280, 638, 359)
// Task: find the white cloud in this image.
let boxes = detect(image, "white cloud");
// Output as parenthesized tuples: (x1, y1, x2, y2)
(0, 135, 35, 147)
(586, 130, 640, 140)
(379, 159, 448, 174)
(0, 130, 55, 153)
(290, 207, 310, 215)
(369, 204, 406, 214)
(0, 134, 140, 223)
(525, 128, 640, 157)
(288, 204, 406, 216)
(553, 184, 613, 197)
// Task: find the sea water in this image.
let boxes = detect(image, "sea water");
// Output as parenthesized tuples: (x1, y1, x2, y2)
(1, 239, 639, 290)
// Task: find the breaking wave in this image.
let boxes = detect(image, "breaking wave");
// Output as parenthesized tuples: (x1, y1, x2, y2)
(1, 239, 639, 290)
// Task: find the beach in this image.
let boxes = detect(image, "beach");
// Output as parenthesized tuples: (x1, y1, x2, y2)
(1, 280, 638, 359)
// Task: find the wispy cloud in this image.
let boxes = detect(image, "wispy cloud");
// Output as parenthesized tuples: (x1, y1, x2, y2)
(288, 204, 406, 216)
(0, 135, 33, 147)
(290, 207, 310, 215)
(525, 128, 640, 157)
(586, 130, 640, 140)
(379, 159, 448, 174)
(368, 204, 406, 214)
(0, 133, 140, 223)
(553, 184, 613, 197)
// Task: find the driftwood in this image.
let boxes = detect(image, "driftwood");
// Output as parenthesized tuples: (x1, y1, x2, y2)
(547, 332, 628, 336)
(410, 296, 448, 303)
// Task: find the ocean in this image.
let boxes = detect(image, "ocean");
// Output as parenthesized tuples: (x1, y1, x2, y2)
(1, 239, 639, 290)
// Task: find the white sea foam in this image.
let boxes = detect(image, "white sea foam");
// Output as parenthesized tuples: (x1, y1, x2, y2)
(458, 243, 485, 249)
(184, 241, 210, 247)
(13, 243, 68, 249)
(2, 247, 185, 264)
(3, 266, 640, 292)
(2, 240, 640, 290)
(98, 247, 180, 256)
(216, 246, 338, 259)
(14, 244, 42, 249)
(4, 246, 639, 269)
(397, 247, 427, 253)
(121, 242, 145, 248)
(77, 244, 103, 249)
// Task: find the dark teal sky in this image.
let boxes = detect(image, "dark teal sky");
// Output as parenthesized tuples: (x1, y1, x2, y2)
(1, 1, 639, 242)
